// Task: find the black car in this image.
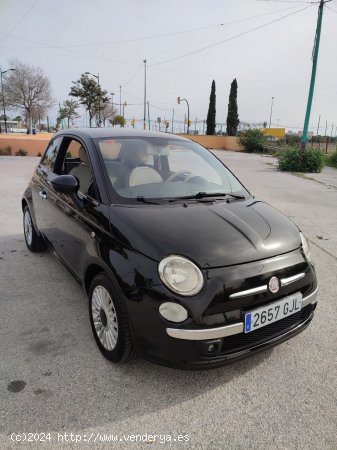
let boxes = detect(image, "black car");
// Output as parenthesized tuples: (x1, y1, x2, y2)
(22, 128, 318, 368)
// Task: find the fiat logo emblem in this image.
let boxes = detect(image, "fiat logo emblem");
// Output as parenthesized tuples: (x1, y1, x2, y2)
(269, 276, 280, 294)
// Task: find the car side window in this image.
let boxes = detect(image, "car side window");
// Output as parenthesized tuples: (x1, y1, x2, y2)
(41, 137, 63, 171)
(61, 139, 98, 200)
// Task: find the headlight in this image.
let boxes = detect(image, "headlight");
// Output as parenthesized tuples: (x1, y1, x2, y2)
(300, 232, 314, 265)
(158, 255, 204, 296)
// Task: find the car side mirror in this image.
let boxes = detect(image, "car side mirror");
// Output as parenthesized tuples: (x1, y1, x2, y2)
(51, 175, 79, 193)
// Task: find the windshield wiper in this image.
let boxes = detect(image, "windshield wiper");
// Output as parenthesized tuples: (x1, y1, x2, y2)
(136, 196, 159, 204)
(168, 192, 245, 202)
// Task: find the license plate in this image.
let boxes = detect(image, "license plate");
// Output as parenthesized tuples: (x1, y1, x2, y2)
(244, 292, 303, 333)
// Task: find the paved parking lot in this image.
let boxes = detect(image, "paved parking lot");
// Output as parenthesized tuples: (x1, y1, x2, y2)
(0, 153, 336, 449)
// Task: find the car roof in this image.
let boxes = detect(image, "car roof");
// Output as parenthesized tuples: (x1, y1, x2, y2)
(54, 128, 189, 141)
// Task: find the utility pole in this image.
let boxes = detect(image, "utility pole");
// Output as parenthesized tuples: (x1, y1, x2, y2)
(147, 101, 150, 130)
(171, 108, 174, 134)
(119, 85, 122, 115)
(316, 114, 321, 136)
(324, 120, 328, 153)
(316, 113, 321, 147)
(301, 0, 330, 149)
(143, 59, 147, 130)
(268, 97, 274, 128)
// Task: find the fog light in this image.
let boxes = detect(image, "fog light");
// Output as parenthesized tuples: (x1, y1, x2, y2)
(208, 344, 215, 352)
(159, 302, 188, 323)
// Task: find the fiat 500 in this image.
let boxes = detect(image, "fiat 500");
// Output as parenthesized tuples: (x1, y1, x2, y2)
(22, 129, 318, 368)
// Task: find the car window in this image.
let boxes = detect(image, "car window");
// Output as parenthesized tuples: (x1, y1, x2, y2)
(95, 136, 247, 200)
(60, 139, 97, 199)
(167, 144, 222, 185)
(40, 136, 63, 171)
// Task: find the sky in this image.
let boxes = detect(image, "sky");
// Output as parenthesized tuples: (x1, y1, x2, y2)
(1, 0, 337, 134)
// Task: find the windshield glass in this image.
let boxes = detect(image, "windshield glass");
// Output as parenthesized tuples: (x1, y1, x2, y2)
(95, 136, 248, 200)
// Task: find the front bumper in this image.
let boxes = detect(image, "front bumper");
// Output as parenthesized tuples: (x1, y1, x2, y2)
(166, 287, 318, 341)
(125, 248, 318, 369)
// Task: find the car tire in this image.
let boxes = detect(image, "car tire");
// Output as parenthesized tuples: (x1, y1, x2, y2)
(88, 273, 134, 363)
(23, 205, 46, 252)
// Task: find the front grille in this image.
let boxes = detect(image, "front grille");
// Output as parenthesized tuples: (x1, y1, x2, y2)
(220, 305, 313, 355)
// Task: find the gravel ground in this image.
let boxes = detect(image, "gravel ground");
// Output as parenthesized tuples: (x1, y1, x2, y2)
(0, 154, 336, 450)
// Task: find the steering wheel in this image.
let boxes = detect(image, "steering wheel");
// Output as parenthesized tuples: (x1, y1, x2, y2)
(166, 171, 193, 182)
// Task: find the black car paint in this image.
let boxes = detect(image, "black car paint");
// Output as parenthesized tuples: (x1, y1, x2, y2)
(22, 128, 317, 368)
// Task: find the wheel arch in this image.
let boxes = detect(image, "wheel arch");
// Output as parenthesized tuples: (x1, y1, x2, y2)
(22, 198, 28, 211)
(84, 263, 105, 294)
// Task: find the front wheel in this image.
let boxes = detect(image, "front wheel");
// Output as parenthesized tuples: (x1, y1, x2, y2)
(23, 206, 46, 252)
(88, 273, 134, 363)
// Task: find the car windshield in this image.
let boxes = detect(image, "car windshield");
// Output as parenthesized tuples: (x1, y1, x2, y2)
(95, 136, 248, 200)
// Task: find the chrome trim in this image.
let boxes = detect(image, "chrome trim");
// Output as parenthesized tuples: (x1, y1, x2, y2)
(230, 272, 306, 299)
(166, 322, 244, 341)
(229, 285, 267, 299)
(281, 273, 305, 286)
(302, 286, 318, 307)
(167, 288, 318, 340)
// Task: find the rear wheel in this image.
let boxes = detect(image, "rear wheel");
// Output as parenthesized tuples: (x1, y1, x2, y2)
(23, 206, 46, 252)
(88, 273, 134, 363)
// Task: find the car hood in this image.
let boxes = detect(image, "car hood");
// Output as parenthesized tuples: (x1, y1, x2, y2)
(110, 198, 301, 268)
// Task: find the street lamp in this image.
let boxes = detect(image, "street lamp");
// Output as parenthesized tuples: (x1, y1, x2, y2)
(268, 96, 275, 128)
(85, 71, 101, 127)
(177, 96, 190, 134)
(1, 68, 15, 133)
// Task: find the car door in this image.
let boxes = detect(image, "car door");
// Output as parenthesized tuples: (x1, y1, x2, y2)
(37, 137, 96, 277)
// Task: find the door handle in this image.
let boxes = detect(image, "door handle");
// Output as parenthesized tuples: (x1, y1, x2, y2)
(39, 191, 47, 199)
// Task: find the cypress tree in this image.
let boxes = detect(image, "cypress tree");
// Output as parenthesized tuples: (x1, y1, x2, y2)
(206, 80, 216, 135)
(226, 78, 239, 136)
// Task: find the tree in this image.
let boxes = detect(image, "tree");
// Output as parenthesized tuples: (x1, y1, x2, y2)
(110, 115, 126, 127)
(4, 59, 54, 133)
(226, 78, 239, 136)
(206, 80, 216, 135)
(69, 74, 108, 127)
(100, 103, 116, 127)
(56, 100, 79, 128)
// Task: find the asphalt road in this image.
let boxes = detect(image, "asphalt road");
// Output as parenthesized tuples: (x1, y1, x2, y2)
(0, 153, 336, 449)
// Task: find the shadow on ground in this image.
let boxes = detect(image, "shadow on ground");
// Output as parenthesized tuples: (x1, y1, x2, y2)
(0, 234, 273, 433)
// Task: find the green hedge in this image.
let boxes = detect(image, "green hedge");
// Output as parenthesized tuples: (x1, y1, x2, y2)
(237, 129, 266, 153)
(325, 151, 337, 169)
(277, 147, 324, 173)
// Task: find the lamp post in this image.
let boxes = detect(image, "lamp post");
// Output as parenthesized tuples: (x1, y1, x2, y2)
(1, 68, 15, 133)
(268, 96, 274, 129)
(177, 96, 190, 134)
(85, 72, 100, 126)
